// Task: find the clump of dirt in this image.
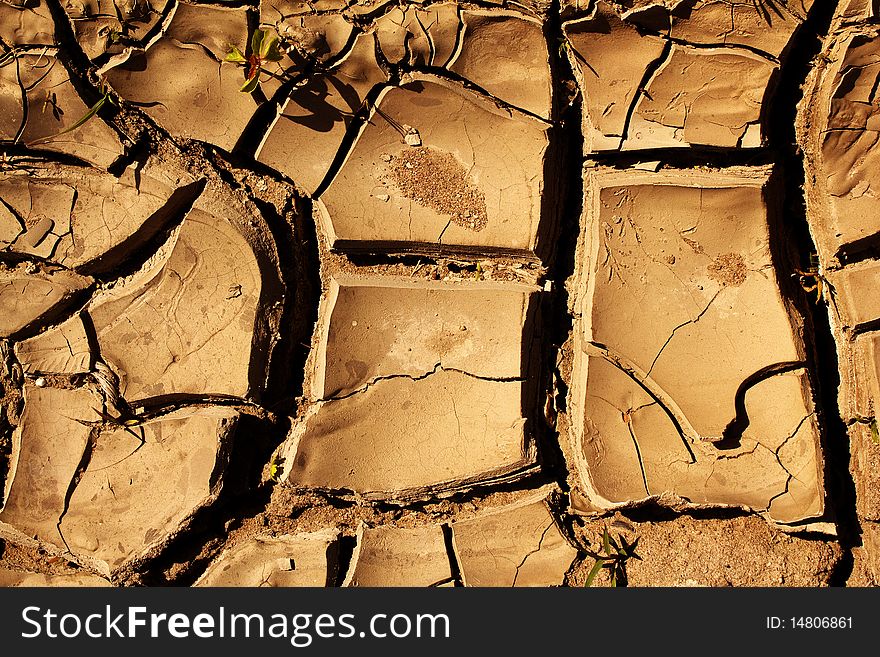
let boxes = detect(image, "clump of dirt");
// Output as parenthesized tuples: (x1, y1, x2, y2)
(0, 540, 85, 577)
(387, 147, 488, 232)
(708, 252, 747, 286)
(566, 512, 841, 587)
(681, 236, 705, 254)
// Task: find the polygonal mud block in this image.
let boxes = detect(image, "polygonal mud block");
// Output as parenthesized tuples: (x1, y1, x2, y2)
(448, 9, 552, 119)
(841, 333, 880, 429)
(196, 531, 338, 587)
(63, 0, 124, 59)
(667, 0, 811, 57)
(265, 0, 348, 15)
(0, 55, 123, 167)
(451, 495, 577, 587)
(1, 386, 238, 574)
(563, 4, 667, 151)
(0, 175, 75, 260)
(563, 1, 805, 151)
(319, 78, 552, 258)
(63, 0, 169, 60)
(104, 3, 256, 151)
(0, 266, 91, 337)
(628, 45, 773, 149)
(344, 524, 453, 587)
(257, 32, 387, 196)
(827, 261, 880, 332)
(57, 407, 237, 573)
(262, 8, 354, 63)
(0, 0, 55, 46)
(579, 355, 822, 522)
(60, 171, 199, 272)
(374, 3, 460, 68)
(0, 167, 193, 270)
(0, 387, 98, 542)
(803, 32, 880, 255)
(277, 276, 541, 499)
(15, 313, 92, 374)
(0, 569, 112, 587)
(570, 170, 824, 523)
(84, 205, 263, 401)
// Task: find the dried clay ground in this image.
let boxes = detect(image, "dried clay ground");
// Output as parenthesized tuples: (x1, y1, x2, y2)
(0, 0, 877, 587)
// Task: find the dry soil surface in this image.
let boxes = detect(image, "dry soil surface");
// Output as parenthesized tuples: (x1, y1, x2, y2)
(0, 0, 872, 587)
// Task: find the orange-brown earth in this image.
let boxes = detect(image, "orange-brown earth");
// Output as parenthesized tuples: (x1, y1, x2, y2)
(0, 0, 871, 587)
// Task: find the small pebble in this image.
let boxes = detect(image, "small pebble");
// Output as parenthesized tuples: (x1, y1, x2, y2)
(34, 377, 46, 388)
(351, 320, 358, 327)
(404, 126, 422, 147)
(376, 194, 390, 202)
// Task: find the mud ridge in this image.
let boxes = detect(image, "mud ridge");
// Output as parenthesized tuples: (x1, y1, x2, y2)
(762, 0, 858, 583)
(536, 0, 582, 490)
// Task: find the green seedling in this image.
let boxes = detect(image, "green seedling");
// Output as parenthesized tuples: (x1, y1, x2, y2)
(226, 27, 284, 93)
(268, 455, 285, 482)
(853, 415, 880, 446)
(584, 526, 641, 587)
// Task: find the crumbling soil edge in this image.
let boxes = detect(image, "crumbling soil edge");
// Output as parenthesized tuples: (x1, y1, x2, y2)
(762, 0, 859, 584)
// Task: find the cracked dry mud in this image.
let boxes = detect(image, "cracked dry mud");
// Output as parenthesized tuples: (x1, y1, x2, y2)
(0, 0, 871, 588)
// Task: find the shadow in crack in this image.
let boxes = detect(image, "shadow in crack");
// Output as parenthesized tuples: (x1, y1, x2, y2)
(79, 178, 207, 278)
(716, 361, 806, 450)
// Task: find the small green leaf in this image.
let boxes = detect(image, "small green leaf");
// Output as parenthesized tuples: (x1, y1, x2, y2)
(240, 72, 260, 93)
(585, 559, 604, 587)
(261, 35, 283, 62)
(225, 46, 246, 63)
(251, 28, 265, 56)
(871, 419, 879, 446)
(628, 537, 641, 559)
(602, 527, 611, 555)
(607, 532, 619, 551)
